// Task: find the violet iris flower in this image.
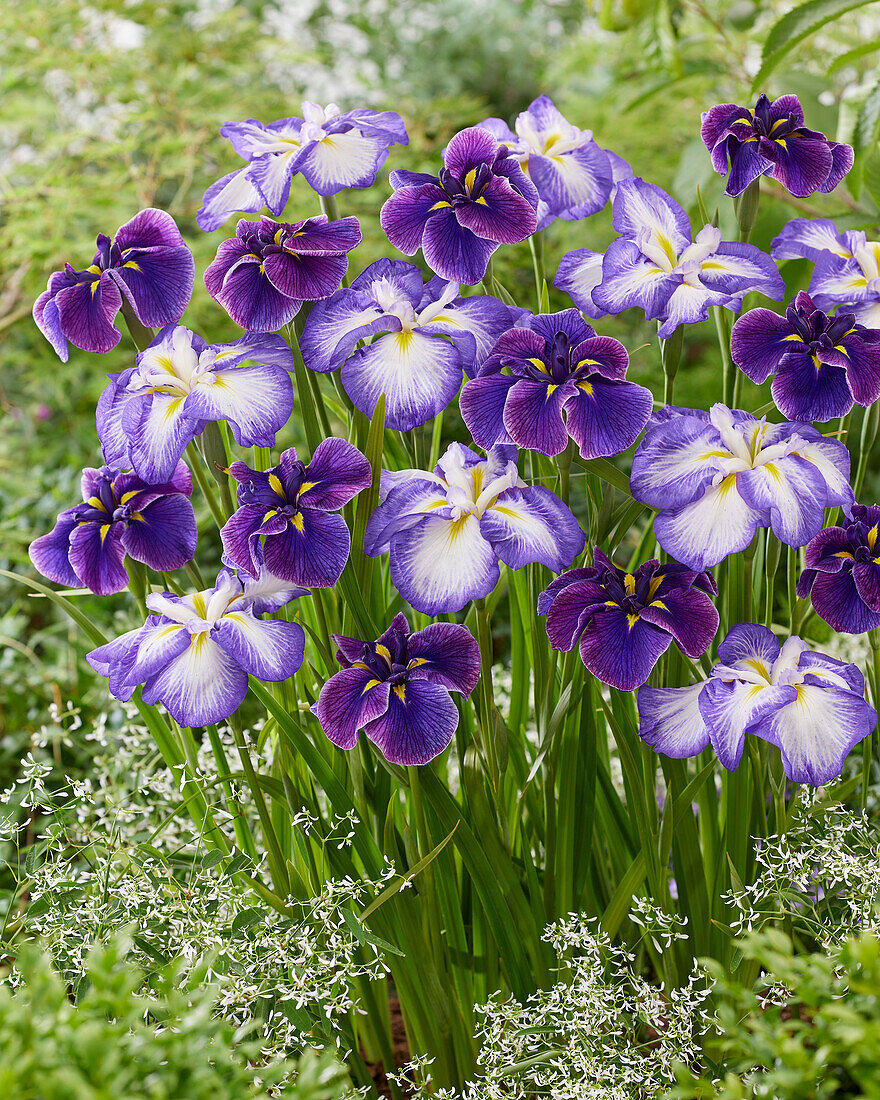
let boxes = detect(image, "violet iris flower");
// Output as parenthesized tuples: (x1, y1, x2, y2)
(731, 291, 880, 422)
(300, 258, 524, 430)
(478, 95, 632, 230)
(797, 505, 880, 634)
(315, 612, 479, 765)
(380, 126, 539, 285)
(539, 550, 718, 691)
(29, 462, 197, 597)
(197, 102, 408, 232)
(459, 308, 652, 458)
(772, 218, 880, 329)
(33, 209, 194, 361)
(701, 93, 853, 198)
(554, 178, 784, 335)
(87, 568, 307, 728)
(639, 623, 875, 786)
(631, 404, 854, 570)
(204, 214, 362, 331)
(98, 325, 294, 485)
(364, 443, 585, 615)
(220, 438, 372, 588)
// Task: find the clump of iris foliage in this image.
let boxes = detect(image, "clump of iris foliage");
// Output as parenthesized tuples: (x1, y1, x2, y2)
(8, 0, 880, 1098)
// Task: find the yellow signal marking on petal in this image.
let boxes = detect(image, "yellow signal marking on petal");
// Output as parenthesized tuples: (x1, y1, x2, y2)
(717, 473, 738, 497)
(429, 201, 452, 210)
(656, 233, 678, 267)
(745, 658, 771, 679)
(291, 512, 304, 532)
(776, 138, 788, 149)
(546, 384, 558, 395)
(475, 196, 488, 205)
(87, 264, 102, 275)
(464, 168, 478, 191)
(833, 550, 855, 559)
(764, 462, 782, 481)
(298, 481, 316, 495)
(375, 644, 392, 663)
(122, 260, 141, 271)
(782, 333, 802, 341)
(120, 491, 140, 504)
(163, 398, 183, 422)
(578, 380, 594, 395)
(99, 524, 111, 542)
(869, 525, 879, 551)
(527, 357, 550, 373)
(447, 514, 471, 542)
(87, 496, 108, 511)
(748, 684, 765, 698)
(362, 679, 381, 693)
(627, 614, 639, 629)
(492, 504, 520, 518)
(848, 278, 869, 289)
(812, 354, 822, 374)
(770, 118, 786, 133)
(408, 657, 429, 669)
(624, 573, 636, 595)
(604, 600, 618, 607)
(393, 683, 406, 702)
(394, 330, 415, 349)
(274, 228, 285, 245)
(352, 661, 370, 670)
(650, 599, 667, 611)
(192, 593, 208, 616)
(90, 281, 100, 296)
(700, 449, 729, 458)
(131, 511, 145, 522)
(268, 473, 286, 498)
(575, 358, 601, 369)
(648, 575, 664, 600)
(263, 509, 278, 522)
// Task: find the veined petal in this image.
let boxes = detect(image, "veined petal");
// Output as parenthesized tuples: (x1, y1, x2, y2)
(630, 415, 727, 509)
(699, 678, 797, 771)
(459, 373, 517, 448)
(298, 130, 391, 194)
(210, 331, 294, 371)
(246, 150, 297, 213)
(220, 504, 278, 577)
(763, 136, 834, 198)
(421, 207, 498, 285)
(638, 683, 711, 759)
(124, 621, 190, 685)
(771, 356, 853, 422)
(107, 245, 194, 328)
(121, 494, 197, 572)
(592, 239, 677, 318)
(142, 633, 248, 727)
(810, 254, 871, 307)
(839, 332, 880, 406)
(502, 378, 571, 456)
(185, 363, 293, 447)
(698, 242, 784, 300)
(298, 290, 387, 372)
(55, 276, 122, 355)
(578, 609, 672, 691)
(213, 612, 305, 680)
(810, 570, 880, 634)
(442, 126, 500, 175)
(730, 308, 796, 384)
(380, 183, 447, 255)
(263, 250, 348, 302)
(364, 478, 450, 554)
(716, 623, 780, 667)
(87, 625, 150, 701)
(406, 622, 480, 696)
(653, 475, 763, 570)
(364, 679, 459, 765)
(197, 167, 266, 233)
(553, 248, 608, 318)
(639, 587, 718, 658)
(656, 282, 721, 337)
(263, 509, 351, 588)
(480, 485, 585, 572)
(564, 377, 653, 459)
(316, 668, 392, 751)
(611, 177, 691, 256)
(299, 437, 372, 511)
(125, 393, 202, 484)
(785, 430, 853, 509)
(206, 253, 299, 331)
(771, 218, 852, 262)
(527, 142, 612, 219)
(736, 454, 828, 546)
(29, 514, 81, 588)
(454, 176, 538, 244)
(543, 579, 608, 650)
(68, 521, 128, 596)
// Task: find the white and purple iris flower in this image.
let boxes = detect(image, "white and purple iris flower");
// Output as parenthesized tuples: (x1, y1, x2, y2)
(771, 218, 880, 329)
(97, 325, 294, 485)
(553, 178, 784, 336)
(631, 404, 854, 570)
(639, 623, 875, 786)
(478, 94, 631, 230)
(220, 438, 372, 588)
(459, 308, 652, 458)
(364, 443, 585, 615)
(731, 291, 880, 422)
(33, 209, 194, 361)
(315, 613, 479, 766)
(797, 505, 880, 634)
(701, 93, 853, 199)
(539, 551, 719, 691)
(87, 569, 307, 728)
(197, 102, 409, 232)
(380, 126, 539, 286)
(204, 214, 362, 331)
(29, 462, 197, 597)
(299, 258, 524, 430)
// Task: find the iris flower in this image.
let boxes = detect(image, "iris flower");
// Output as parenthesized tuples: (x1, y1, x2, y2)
(797, 505, 880, 634)
(98, 325, 294, 485)
(631, 404, 853, 570)
(315, 613, 479, 765)
(300, 258, 524, 430)
(380, 126, 539, 285)
(87, 569, 307, 728)
(478, 94, 631, 230)
(459, 308, 652, 458)
(539, 551, 719, 691)
(29, 462, 197, 597)
(701, 93, 853, 198)
(197, 102, 408, 232)
(731, 291, 880, 422)
(204, 214, 362, 331)
(554, 178, 784, 336)
(220, 438, 372, 588)
(364, 442, 585, 615)
(639, 623, 875, 786)
(33, 209, 194, 361)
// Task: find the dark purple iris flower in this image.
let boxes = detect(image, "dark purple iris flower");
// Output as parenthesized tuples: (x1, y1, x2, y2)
(459, 309, 652, 458)
(220, 438, 372, 588)
(380, 126, 539, 285)
(204, 214, 362, 331)
(29, 462, 197, 596)
(701, 93, 853, 198)
(539, 549, 719, 691)
(731, 291, 880, 422)
(315, 612, 480, 765)
(797, 505, 880, 634)
(33, 209, 194, 361)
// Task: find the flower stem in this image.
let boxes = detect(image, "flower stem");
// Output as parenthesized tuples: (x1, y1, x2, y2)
(733, 178, 760, 243)
(473, 597, 500, 790)
(659, 325, 683, 407)
(201, 420, 236, 518)
(119, 299, 155, 352)
(863, 629, 880, 811)
(185, 441, 225, 528)
(528, 232, 545, 312)
(556, 439, 573, 505)
(854, 400, 880, 498)
(712, 306, 734, 407)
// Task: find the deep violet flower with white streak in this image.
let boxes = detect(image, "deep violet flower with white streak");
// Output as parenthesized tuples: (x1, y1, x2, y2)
(639, 623, 875, 785)
(86, 569, 307, 728)
(299, 258, 524, 430)
(364, 443, 585, 615)
(630, 404, 853, 570)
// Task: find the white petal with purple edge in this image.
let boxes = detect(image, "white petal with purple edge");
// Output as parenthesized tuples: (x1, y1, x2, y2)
(611, 177, 692, 257)
(142, 633, 248, 727)
(297, 130, 387, 194)
(554, 248, 608, 318)
(480, 486, 585, 572)
(699, 678, 797, 771)
(736, 455, 827, 546)
(197, 168, 266, 233)
(185, 364, 292, 446)
(213, 612, 304, 680)
(126, 393, 202, 484)
(771, 218, 851, 262)
(638, 683, 710, 758)
(653, 474, 763, 570)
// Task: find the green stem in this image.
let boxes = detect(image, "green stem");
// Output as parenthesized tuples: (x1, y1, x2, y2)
(201, 420, 236, 518)
(713, 307, 733, 407)
(473, 597, 499, 790)
(556, 440, 573, 506)
(659, 324, 683, 407)
(864, 630, 880, 811)
(733, 178, 760, 244)
(185, 441, 225, 528)
(528, 232, 545, 312)
(119, 299, 155, 352)
(855, 400, 880, 498)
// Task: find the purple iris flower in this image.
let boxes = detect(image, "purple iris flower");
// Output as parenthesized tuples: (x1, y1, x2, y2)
(797, 505, 880, 633)
(539, 550, 718, 691)
(220, 438, 372, 588)
(29, 461, 197, 597)
(300, 258, 525, 430)
(315, 612, 479, 765)
(731, 291, 880, 422)
(204, 214, 362, 331)
(554, 178, 784, 335)
(772, 218, 880, 329)
(364, 443, 585, 616)
(478, 95, 632, 230)
(97, 325, 294, 485)
(33, 209, 194, 362)
(197, 102, 408, 232)
(87, 568, 307, 728)
(631, 404, 854, 570)
(459, 308, 652, 458)
(701, 93, 853, 198)
(380, 126, 539, 285)
(639, 623, 875, 786)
